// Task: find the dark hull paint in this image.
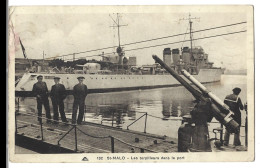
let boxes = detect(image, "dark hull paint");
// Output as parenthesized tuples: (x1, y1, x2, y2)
(15, 134, 76, 153)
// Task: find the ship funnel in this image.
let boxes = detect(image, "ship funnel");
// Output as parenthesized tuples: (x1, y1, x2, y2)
(163, 48, 172, 66)
(172, 48, 180, 65)
(182, 47, 191, 65)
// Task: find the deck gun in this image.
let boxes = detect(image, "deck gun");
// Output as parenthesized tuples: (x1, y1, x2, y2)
(152, 55, 239, 134)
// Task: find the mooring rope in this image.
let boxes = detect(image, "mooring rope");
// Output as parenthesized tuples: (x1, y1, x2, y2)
(112, 136, 158, 153)
(76, 127, 110, 139)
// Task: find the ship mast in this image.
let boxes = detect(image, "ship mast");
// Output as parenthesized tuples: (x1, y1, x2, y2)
(117, 13, 121, 47)
(179, 13, 200, 60)
(109, 13, 128, 65)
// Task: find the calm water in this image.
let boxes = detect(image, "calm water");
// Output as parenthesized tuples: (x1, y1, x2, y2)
(18, 75, 247, 141)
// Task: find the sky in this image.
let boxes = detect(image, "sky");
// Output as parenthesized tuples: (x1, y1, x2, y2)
(9, 7, 248, 70)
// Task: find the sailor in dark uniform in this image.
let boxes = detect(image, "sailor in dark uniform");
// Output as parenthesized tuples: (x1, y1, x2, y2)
(223, 87, 244, 146)
(72, 76, 88, 124)
(50, 77, 68, 124)
(32, 75, 51, 123)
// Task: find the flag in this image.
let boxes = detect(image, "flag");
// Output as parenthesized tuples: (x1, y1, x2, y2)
(19, 38, 27, 59)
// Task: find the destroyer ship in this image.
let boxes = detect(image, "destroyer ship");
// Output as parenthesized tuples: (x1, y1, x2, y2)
(15, 14, 222, 95)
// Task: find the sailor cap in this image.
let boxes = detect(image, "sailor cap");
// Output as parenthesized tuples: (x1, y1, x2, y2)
(232, 87, 241, 93)
(37, 75, 43, 79)
(77, 76, 85, 79)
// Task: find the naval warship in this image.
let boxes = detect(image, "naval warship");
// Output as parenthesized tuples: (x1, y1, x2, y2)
(15, 14, 222, 95)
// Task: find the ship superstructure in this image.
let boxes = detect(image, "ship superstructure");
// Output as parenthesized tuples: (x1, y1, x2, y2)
(163, 46, 215, 75)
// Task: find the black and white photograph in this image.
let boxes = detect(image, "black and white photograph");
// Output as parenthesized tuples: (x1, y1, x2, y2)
(8, 5, 254, 162)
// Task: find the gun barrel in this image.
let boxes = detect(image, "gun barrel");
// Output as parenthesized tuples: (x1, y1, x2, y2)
(152, 55, 239, 133)
(152, 55, 204, 100)
(181, 69, 231, 112)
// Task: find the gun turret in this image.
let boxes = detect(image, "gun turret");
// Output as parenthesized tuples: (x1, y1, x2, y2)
(152, 55, 239, 133)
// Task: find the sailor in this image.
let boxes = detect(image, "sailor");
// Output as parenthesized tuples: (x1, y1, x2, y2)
(72, 76, 88, 124)
(50, 77, 68, 124)
(189, 99, 213, 152)
(223, 87, 244, 146)
(32, 75, 51, 123)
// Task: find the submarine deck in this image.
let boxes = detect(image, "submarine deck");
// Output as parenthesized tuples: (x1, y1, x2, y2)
(15, 112, 178, 153)
(15, 111, 247, 153)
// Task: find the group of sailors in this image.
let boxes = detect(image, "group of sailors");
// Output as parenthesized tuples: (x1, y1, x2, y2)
(32, 75, 245, 147)
(32, 75, 88, 125)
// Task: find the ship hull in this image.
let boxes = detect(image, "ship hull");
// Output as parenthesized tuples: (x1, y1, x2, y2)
(15, 68, 222, 96)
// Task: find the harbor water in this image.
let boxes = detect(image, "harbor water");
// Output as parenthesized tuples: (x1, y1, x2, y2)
(17, 75, 247, 145)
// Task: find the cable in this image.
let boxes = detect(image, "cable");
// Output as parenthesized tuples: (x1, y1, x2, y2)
(147, 114, 182, 120)
(46, 21, 246, 60)
(121, 21, 246, 46)
(66, 29, 246, 61)
(76, 127, 110, 139)
(123, 30, 246, 52)
(113, 136, 158, 153)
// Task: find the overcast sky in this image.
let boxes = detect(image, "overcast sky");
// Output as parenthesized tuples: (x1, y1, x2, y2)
(10, 7, 247, 70)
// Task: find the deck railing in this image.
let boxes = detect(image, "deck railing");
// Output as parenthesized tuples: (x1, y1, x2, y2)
(15, 97, 248, 152)
(15, 97, 158, 153)
(127, 112, 148, 133)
